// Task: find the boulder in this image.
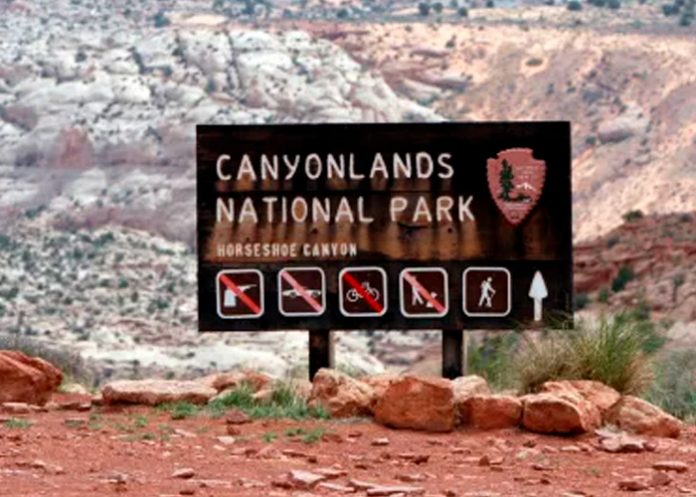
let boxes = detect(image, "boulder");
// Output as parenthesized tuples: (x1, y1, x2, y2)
(605, 396, 683, 438)
(540, 380, 620, 417)
(0, 350, 63, 406)
(373, 376, 455, 432)
(452, 375, 491, 422)
(463, 395, 523, 429)
(521, 392, 601, 434)
(308, 368, 374, 418)
(102, 380, 217, 406)
(197, 370, 272, 393)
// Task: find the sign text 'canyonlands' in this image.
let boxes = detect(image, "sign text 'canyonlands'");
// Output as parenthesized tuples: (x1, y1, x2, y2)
(197, 123, 572, 331)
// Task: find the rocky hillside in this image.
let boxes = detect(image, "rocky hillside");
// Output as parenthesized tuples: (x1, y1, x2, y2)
(574, 211, 696, 343)
(309, 18, 696, 241)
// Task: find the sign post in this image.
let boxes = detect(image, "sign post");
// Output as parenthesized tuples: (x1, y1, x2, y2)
(197, 123, 573, 379)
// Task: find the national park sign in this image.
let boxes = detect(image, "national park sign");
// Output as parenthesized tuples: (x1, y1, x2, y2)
(197, 122, 573, 332)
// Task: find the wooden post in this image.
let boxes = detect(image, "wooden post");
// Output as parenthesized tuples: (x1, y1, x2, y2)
(309, 329, 334, 380)
(442, 329, 464, 379)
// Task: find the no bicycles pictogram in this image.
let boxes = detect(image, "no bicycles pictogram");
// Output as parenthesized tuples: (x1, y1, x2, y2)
(339, 267, 387, 317)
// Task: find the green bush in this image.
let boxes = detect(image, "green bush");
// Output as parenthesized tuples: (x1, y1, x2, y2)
(567, 0, 582, 10)
(574, 292, 590, 310)
(611, 265, 635, 292)
(418, 2, 431, 15)
(598, 288, 610, 303)
(467, 333, 518, 390)
(153, 11, 170, 28)
(646, 350, 696, 421)
(457, 6, 469, 16)
(516, 313, 659, 394)
(608, 0, 621, 8)
(622, 210, 644, 222)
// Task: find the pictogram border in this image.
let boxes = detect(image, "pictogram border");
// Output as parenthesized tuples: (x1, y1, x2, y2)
(215, 269, 265, 320)
(277, 267, 326, 317)
(462, 267, 512, 318)
(338, 266, 388, 317)
(399, 267, 449, 318)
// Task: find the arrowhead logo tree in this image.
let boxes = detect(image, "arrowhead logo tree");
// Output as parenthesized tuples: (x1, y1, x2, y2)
(487, 148, 546, 225)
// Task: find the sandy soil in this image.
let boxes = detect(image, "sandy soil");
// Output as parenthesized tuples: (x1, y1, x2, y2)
(0, 394, 695, 497)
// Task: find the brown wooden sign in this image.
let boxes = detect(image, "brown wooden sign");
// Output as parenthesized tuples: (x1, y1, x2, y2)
(197, 122, 573, 332)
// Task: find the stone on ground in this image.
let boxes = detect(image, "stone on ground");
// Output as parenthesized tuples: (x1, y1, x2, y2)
(308, 368, 374, 418)
(605, 396, 683, 438)
(101, 379, 217, 406)
(373, 376, 455, 432)
(0, 350, 63, 406)
(521, 391, 601, 434)
(461, 395, 523, 429)
(197, 370, 271, 393)
(540, 380, 620, 417)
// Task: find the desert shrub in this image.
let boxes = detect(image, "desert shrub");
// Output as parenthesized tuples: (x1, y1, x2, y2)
(567, 0, 582, 10)
(457, 6, 469, 16)
(153, 11, 170, 28)
(516, 313, 658, 394)
(598, 288, 610, 303)
(646, 350, 696, 421)
(433, 1, 444, 12)
(608, 0, 621, 8)
(485, 0, 495, 6)
(622, 209, 644, 222)
(663, 3, 680, 15)
(467, 333, 518, 390)
(574, 292, 590, 310)
(611, 265, 635, 292)
(337, 7, 349, 18)
(418, 2, 431, 15)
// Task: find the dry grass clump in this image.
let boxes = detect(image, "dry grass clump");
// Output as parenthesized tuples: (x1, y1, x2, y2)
(516, 313, 658, 395)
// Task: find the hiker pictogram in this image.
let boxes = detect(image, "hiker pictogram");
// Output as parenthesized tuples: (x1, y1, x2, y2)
(339, 267, 387, 317)
(278, 267, 326, 317)
(463, 267, 511, 317)
(400, 268, 448, 318)
(216, 269, 264, 319)
(478, 277, 496, 308)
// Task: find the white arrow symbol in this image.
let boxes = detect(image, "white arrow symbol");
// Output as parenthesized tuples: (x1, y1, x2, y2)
(528, 271, 548, 322)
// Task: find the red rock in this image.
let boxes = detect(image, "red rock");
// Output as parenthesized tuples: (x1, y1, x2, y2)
(618, 478, 649, 491)
(605, 396, 683, 438)
(101, 380, 216, 406)
(309, 368, 374, 418)
(0, 350, 63, 406)
(652, 461, 688, 473)
(521, 392, 601, 435)
(649, 471, 672, 487)
(52, 127, 94, 169)
(540, 380, 620, 417)
(373, 376, 455, 432)
(224, 409, 251, 425)
(197, 370, 271, 393)
(463, 395, 522, 429)
(452, 375, 491, 423)
(285, 469, 326, 489)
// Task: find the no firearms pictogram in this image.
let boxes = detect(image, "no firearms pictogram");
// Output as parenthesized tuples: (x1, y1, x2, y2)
(216, 269, 264, 319)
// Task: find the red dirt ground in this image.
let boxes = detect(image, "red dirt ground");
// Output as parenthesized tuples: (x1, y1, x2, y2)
(1, 395, 695, 497)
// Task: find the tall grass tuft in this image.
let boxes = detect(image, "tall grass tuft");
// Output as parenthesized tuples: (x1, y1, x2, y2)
(516, 312, 659, 395)
(646, 350, 696, 422)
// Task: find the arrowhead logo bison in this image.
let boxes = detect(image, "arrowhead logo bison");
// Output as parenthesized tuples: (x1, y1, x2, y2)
(487, 148, 546, 225)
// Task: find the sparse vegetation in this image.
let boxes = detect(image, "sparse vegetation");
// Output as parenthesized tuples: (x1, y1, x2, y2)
(418, 2, 431, 16)
(647, 350, 696, 422)
(468, 333, 518, 390)
(207, 382, 328, 420)
(567, 0, 582, 10)
(574, 292, 590, 310)
(516, 312, 662, 395)
(157, 401, 200, 420)
(4, 418, 32, 429)
(622, 210, 644, 222)
(611, 265, 635, 292)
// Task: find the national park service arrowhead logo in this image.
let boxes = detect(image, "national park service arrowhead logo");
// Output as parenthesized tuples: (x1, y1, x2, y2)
(487, 148, 546, 225)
